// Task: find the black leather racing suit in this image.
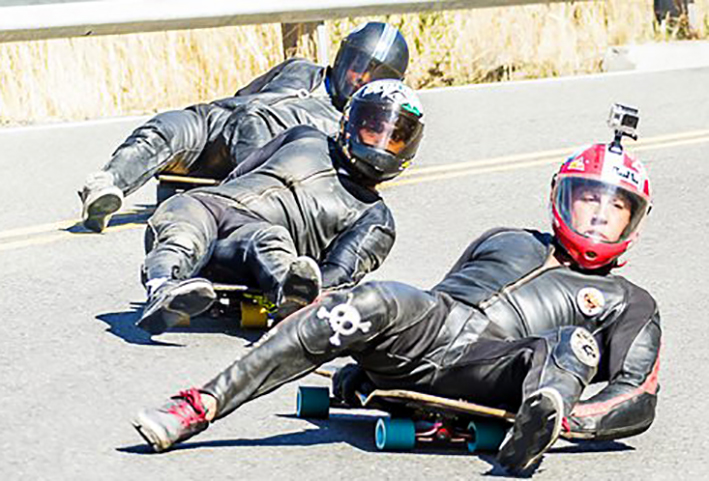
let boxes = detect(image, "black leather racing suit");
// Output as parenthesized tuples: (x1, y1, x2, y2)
(199, 228, 661, 442)
(103, 58, 341, 196)
(143, 126, 395, 301)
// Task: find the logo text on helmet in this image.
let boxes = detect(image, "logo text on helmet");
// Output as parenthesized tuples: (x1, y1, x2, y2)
(611, 165, 641, 187)
(359, 80, 422, 116)
(567, 158, 585, 171)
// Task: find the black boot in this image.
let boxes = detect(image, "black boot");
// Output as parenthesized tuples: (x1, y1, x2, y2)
(497, 387, 564, 475)
(78, 171, 124, 233)
(276, 256, 322, 321)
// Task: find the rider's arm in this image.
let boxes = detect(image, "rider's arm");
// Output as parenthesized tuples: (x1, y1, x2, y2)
(564, 285, 661, 441)
(319, 202, 396, 291)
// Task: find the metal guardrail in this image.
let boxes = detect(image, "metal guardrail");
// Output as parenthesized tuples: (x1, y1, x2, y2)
(0, 0, 590, 43)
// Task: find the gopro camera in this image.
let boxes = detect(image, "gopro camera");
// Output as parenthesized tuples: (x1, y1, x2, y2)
(607, 103, 639, 153)
(607, 103, 639, 140)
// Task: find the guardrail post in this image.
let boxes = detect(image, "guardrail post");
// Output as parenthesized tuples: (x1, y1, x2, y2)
(654, 0, 699, 35)
(281, 21, 329, 65)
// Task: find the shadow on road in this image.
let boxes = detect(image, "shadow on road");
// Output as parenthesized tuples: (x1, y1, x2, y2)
(95, 303, 183, 346)
(119, 412, 482, 458)
(551, 439, 633, 454)
(64, 203, 155, 234)
(116, 411, 632, 477)
(170, 317, 265, 344)
(118, 414, 374, 455)
(96, 303, 264, 345)
(476, 440, 634, 478)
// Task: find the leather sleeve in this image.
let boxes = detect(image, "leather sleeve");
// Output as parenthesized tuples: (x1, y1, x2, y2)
(319, 202, 396, 290)
(564, 285, 661, 440)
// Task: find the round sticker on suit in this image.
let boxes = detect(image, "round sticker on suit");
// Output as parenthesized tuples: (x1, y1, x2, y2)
(570, 328, 600, 367)
(577, 287, 605, 317)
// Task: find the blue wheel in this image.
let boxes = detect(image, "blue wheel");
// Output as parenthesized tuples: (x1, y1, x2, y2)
(156, 183, 178, 205)
(375, 418, 416, 451)
(466, 419, 509, 453)
(296, 386, 330, 418)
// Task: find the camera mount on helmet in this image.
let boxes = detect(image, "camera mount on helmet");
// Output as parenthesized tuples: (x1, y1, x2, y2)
(607, 103, 639, 153)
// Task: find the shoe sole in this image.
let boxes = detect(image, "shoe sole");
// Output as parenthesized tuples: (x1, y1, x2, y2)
(84, 189, 123, 233)
(497, 388, 563, 474)
(277, 257, 322, 321)
(137, 280, 217, 335)
(132, 410, 171, 453)
(282, 257, 322, 305)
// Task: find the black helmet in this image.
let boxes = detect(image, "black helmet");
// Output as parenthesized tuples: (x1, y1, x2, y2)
(329, 22, 409, 111)
(338, 79, 424, 183)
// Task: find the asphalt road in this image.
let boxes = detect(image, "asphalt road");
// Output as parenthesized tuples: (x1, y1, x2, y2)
(1, 67, 708, 480)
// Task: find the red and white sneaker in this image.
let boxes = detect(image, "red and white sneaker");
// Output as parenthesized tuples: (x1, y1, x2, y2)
(132, 388, 210, 453)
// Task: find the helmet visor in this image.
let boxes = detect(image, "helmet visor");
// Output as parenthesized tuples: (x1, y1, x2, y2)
(348, 100, 423, 158)
(555, 177, 649, 243)
(333, 48, 403, 103)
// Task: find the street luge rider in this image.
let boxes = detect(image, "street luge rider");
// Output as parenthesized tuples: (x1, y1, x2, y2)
(78, 22, 409, 233)
(132, 105, 659, 476)
(136, 80, 425, 336)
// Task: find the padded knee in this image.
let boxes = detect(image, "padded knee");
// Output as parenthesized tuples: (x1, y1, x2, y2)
(296, 283, 391, 356)
(143, 196, 216, 280)
(548, 326, 600, 384)
(524, 327, 600, 413)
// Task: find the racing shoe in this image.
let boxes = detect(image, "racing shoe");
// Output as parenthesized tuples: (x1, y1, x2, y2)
(497, 387, 564, 475)
(133, 388, 209, 453)
(276, 256, 322, 321)
(137, 278, 217, 335)
(79, 171, 124, 233)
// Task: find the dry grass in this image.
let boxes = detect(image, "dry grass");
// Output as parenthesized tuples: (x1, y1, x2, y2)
(1, 0, 707, 125)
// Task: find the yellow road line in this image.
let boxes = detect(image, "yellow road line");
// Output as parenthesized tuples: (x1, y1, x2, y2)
(0, 222, 144, 252)
(0, 219, 78, 240)
(0, 207, 152, 240)
(386, 134, 709, 188)
(1, 131, 708, 252)
(397, 128, 709, 179)
(0, 232, 68, 252)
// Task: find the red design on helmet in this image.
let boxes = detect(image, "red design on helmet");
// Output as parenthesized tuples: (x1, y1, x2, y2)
(550, 144, 652, 270)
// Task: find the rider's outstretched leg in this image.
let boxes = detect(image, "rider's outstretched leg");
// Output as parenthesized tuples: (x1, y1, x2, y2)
(132, 281, 443, 452)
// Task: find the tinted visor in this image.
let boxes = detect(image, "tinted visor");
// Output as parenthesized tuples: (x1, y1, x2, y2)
(555, 177, 649, 243)
(333, 48, 403, 103)
(348, 101, 423, 158)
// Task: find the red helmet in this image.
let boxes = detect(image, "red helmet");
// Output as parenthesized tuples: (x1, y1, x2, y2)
(550, 144, 652, 270)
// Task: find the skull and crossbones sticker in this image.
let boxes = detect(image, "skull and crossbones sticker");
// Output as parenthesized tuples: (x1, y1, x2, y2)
(317, 302, 371, 346)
